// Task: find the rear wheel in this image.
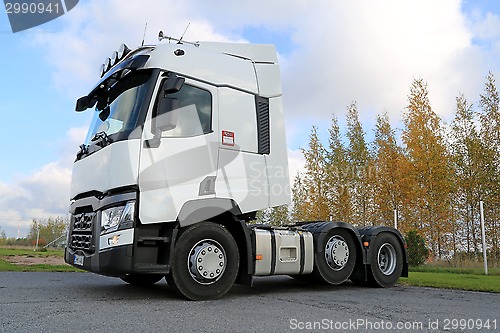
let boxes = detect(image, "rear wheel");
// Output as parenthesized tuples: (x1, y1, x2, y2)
(120, 274, 163, 286)
(312, 229, 357, 285)
(166, 222, 239, 300)
(367, 233, 404, 287)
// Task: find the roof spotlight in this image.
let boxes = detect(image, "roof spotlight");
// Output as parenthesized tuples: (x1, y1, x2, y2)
(104, 57, 112, 71)
(111, 51, 119, 66)
(99, 64, 106, 77)
(117, 44, 131, 60)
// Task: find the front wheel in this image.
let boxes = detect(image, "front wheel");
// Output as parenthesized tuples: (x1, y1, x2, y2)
(166, 222, 239, 300)
(312, 228, 357, 285)
(367, 233, 404, 287)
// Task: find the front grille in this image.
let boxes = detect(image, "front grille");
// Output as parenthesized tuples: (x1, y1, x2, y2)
(70, 212, 96, 253)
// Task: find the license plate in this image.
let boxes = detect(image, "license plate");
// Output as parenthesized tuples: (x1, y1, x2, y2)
(74, 254, 84, 266)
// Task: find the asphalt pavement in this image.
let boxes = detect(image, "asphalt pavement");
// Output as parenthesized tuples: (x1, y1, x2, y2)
(0, 272, 498, 332)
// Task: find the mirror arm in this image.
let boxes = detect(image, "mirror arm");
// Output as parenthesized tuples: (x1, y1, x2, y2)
(144, 131, 162, 149)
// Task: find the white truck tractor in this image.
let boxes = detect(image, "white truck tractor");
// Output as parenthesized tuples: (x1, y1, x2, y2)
(65, 33, 408, 300)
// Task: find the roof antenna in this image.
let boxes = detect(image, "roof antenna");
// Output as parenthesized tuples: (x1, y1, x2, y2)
(141, 22, 148, 46)
(179, 22, 190, 44)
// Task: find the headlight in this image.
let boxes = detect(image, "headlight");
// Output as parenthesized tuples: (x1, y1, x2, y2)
(101, 201, 135, 235)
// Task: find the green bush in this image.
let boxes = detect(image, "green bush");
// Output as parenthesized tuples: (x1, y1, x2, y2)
(405, 230, 429, 267)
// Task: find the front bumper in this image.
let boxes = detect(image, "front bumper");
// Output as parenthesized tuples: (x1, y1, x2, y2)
(64, 191, 137, 277)
(65, 244, 134, 276)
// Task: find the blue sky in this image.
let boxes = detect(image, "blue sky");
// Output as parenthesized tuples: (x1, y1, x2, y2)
(0, 14, 80, 177)
(1, 0, 500, 237)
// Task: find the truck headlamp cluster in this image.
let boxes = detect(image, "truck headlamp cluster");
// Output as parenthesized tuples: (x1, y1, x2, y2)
(101, 201, 135, 235)
(99, 43, 132, 78)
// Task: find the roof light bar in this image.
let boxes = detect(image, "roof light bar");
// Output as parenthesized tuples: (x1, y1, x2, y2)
(99, 43, 132, 78)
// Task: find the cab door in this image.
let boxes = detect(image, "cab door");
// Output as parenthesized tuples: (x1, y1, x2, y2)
(138, 76, 218, 224)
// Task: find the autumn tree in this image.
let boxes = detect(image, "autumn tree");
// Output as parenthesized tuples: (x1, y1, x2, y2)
(0, 228, 6, 246)
(28, 216, 68, 247)
(345, 102, 374, 226)
(255, 205, 290, 226)
(300, 126, 329, 220)
(269, 205, 291, 226)
(450, 93, 484, 254)
(479, 72, 500, 260)
(324, 115, 352, 222)
(402, 79, 453, 257)
(405, 230, 429, 266)
(291, 172, 309, 221)
(372, 112, 410, 231)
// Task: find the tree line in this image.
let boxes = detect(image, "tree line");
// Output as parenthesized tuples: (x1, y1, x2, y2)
(0, 217, 68, 247)
(259, 73, 500, 263)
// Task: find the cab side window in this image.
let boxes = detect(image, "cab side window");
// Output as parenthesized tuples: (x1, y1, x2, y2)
(157, 83, 212, 137)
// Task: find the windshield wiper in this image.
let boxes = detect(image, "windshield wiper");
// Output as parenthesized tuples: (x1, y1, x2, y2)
(76, 143, 89, 161)
(91, 131, 113, 147)
(74, 132, 112, 161)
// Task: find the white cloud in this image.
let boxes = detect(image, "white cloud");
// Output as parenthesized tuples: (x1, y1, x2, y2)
(0, 209, 24, 238)
(470, 11, 500, 40)
(190, 0, 308, 29)
(0, 163, 70, 238)
(464, 9, 500, 100)
(0, 127, 85, 238)
(58, 126, 89, 168)
(281, 0, 487, 124)
(19, 163, 71, 210)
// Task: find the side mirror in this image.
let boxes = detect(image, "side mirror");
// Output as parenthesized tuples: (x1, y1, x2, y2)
(76, 96, 90, 112)
(98, 106, 110, 121)
(144, 74, 184, 149)
(163, 73, 185, 94)
(155, 97, 180, 131)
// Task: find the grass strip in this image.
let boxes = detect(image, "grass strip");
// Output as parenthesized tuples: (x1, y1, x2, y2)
(411, 265, 500, 276)
(0, 258, 82, 272)
(0, 247, 82, 272)
(0, 247, 65, 257)
(400, 271, 500, 293)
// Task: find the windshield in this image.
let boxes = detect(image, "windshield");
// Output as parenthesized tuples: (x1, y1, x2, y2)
(84, 70, 153, 145)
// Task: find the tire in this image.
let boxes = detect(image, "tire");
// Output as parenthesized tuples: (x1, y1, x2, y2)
(311, 228, 357, 285)
(367, 233, 404, 288)
(120, 274, 164, 286)
(166, 222, 239, 300)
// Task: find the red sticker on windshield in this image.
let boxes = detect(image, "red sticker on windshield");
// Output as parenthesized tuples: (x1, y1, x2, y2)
(222, 130, 234, 146)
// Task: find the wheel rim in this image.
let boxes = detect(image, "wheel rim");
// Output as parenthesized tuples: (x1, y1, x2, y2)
(187, 239, 226, 285)
(324, 235, 350, 271)
(377, 243, 397, 276)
